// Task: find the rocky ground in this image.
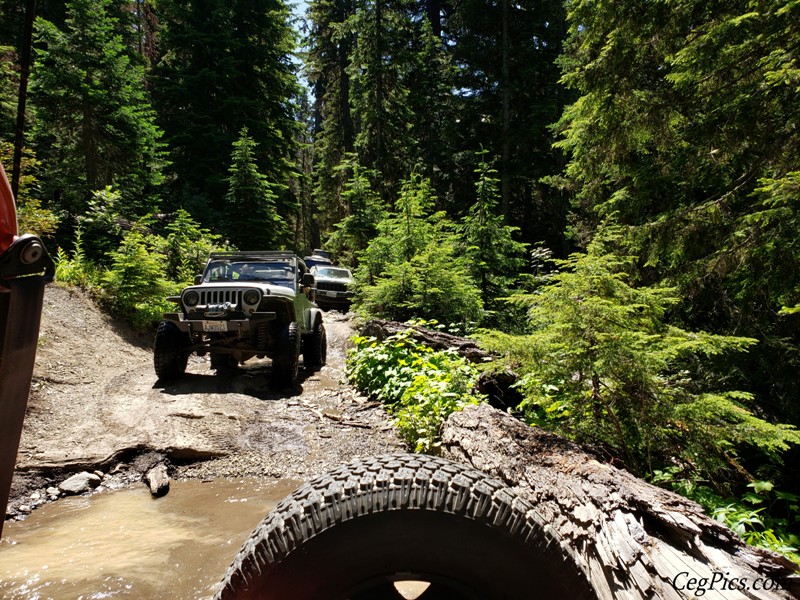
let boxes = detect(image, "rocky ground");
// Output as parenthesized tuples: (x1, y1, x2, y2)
(6, 284, 403, 521)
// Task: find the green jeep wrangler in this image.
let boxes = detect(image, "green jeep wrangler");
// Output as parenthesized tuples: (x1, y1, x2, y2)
(154, 251, 326, 386)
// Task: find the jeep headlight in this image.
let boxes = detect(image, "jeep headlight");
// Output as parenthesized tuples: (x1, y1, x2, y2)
(183, 290, 200, 307)
(243, 289, 261, 306)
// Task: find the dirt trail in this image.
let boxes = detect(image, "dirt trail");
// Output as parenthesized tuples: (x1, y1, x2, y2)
(7, 284, 402, 518)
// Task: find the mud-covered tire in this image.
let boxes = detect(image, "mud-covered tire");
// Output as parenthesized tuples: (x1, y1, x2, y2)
(302, 320, 327, 371)
(271, 322, 300, 386)
(154, 321, 190, 381)
(214, 454, 594, 600)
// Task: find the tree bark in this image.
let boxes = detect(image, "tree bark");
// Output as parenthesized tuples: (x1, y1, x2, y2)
(361, 319, 490, 362)
(441, 405, 800, 600)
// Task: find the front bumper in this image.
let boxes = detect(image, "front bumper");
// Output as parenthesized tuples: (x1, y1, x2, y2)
(163, 311, 277, 333)
(316, 290, 354, 304)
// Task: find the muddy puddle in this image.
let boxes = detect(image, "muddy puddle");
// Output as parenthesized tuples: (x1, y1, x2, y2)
(0, 478, 301, 599)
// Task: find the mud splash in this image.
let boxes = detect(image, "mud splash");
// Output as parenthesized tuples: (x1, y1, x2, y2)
(0, 478, 300, 599)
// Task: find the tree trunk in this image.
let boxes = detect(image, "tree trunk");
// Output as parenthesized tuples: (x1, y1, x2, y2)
(500, 0, 511, 219)
(361, 319, 490, 362)
(441, 405, 800, 600)
(12, 0, 36, 199)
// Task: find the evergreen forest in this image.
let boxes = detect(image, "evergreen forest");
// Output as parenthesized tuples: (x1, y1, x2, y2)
(1, 0, 799, 560)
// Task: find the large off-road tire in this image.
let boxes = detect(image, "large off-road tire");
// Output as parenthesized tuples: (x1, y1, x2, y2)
(271, 321, 300, 386)
(302, 320, 327, 371)
(214, 454, 595, 600)
(153, 321, 190, 381)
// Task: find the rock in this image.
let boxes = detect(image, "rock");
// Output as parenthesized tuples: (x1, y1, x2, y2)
(46, 486, 60, 498)
(144, 464, 170, 497)
(93, 470, 105, 479)
(58, 472, 102, 495)
(18, 504, 31, 513)
(30, 491, 41, 501)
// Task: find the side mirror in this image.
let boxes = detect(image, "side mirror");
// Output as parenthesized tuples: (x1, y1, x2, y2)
(301, 272, 315, 287)
(194, 275, 202, 285)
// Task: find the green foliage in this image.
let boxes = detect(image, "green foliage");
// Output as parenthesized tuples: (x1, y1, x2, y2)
(653, 469, 800, 565)
(346, 325, 485, 453)
(0, 45, 15, 136)
(152, 0, 299, 223)
(0, 141, 59, 238)
(54, 228, 102, 289)
(555, 0, 800, 426)
(355, 171, 483, 324)
(223, 127, 287, 250)
(30, 0, 164, 221)
(460, 151, 527, 320)
(325, 155, 386, 266)
(100, 228, 177, 328)
(55, 210, 220, 328)
(343, 0, 417, 195)
(160, 209, 224, 286)
(480, 228, 800, 483)
(305, 0, 357, 234)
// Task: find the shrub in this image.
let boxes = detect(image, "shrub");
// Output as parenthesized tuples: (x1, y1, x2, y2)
(480, 228, 800, 485)
(347, 326, 485, 453)
(100, 229, 178, 328)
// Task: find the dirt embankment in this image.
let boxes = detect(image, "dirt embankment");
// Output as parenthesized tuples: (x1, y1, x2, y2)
(7, 284, 402, 519)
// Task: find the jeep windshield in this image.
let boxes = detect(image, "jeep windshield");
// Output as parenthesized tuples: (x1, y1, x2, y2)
(314, 267, 352, 280)
(203, 260, 295, 288)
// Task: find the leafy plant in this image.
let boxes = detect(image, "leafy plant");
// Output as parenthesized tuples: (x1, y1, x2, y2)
(480, 227, 800, 484)
(653, 469, 800, 565)
(54, 228, 102, 289)
(347, 325, 485, 453)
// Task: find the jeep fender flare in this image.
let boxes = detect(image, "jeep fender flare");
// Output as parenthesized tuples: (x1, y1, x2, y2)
(306, 308, 324, 333)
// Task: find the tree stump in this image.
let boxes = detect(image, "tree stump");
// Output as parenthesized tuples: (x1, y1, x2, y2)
(441, 404, 799, 600)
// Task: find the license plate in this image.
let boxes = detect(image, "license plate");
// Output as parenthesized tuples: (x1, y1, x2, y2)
(202, 320, 228, 332)
(325, 291, 337, 298)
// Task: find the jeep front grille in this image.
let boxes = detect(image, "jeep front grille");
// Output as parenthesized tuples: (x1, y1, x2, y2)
(199, 289, 243, 306)
(317, 281, 348, 292)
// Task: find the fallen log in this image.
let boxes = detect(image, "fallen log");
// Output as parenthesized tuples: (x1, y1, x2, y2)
(441, 404, 800, 600)
(361, 319, 491, 363)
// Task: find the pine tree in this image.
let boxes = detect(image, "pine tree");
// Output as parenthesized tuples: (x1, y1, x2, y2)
(481, 229, 800, 485)
(224, 127, 286, 250)
(555, 0, 800, 423)
(444, 0, 569, 247)
(325, 154, 385, 266)
(356, 171, 483, 323)
(0, 46, 15, 138)
(345, 0, 417, 198)
(460, 151, 527, 308)
(306, 0, 357, 232)
(30, 0, 164, 222)
(152, 0, 300, 224)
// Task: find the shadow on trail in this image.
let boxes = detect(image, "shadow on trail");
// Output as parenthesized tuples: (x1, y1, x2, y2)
(152, 360, 318, 401)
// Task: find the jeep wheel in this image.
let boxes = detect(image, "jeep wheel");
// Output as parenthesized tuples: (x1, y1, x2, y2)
(154, 321, 190, 381)
(271, 322, 300, 386)
(303, 320, 327, 370)
(214, 454, 594, 600)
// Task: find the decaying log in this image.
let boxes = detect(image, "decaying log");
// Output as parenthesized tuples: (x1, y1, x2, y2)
(361, 319, 491, 363)
(441, 405, 800, 600)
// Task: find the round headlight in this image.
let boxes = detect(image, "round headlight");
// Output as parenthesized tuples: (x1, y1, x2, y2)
(183, 290, 200, 307)
(243, 289, 261, 306)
